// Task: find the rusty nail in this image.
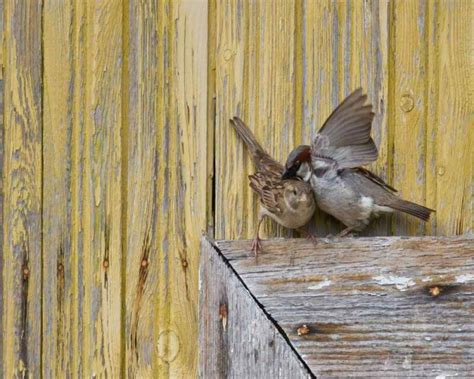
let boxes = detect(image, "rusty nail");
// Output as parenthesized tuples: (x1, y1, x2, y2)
(141, 259, 148, 268)
(103, 259, 109, 269)
(181, 259, 188, 268)
(22, 267, 30, 279)
(297, 324, 310, 336)
(219, 304, 228, 331)
(429, 286, 442, 297)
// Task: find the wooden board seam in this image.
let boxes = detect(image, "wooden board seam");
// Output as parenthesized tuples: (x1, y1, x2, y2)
(202, 235, 316, 378)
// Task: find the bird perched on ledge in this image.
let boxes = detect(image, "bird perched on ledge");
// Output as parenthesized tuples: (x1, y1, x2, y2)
(230, 117, 316, 257)
(282, 88, 435, 236)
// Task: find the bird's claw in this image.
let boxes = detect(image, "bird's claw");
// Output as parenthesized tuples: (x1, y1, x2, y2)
(305, 234, 318, 246)
(337, 231, 356, 238)
(251, 237, 263, 260)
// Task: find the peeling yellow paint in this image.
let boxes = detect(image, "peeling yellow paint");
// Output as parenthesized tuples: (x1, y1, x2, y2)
(1, 1, 472, 377)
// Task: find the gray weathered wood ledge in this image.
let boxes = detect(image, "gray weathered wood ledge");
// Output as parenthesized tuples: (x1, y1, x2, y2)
(199, 235, 474, 378)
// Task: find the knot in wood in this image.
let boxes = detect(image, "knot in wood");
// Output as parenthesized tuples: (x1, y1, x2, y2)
(102, 259, 109, 269)
(400, 94, 415, 112)
(223, 48, 234, 61)
(157, 330, 180, 363)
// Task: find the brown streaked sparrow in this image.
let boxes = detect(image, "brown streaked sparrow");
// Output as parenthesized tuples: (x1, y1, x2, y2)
(282, 88, 434, 237)
(230, 117, 316, 257)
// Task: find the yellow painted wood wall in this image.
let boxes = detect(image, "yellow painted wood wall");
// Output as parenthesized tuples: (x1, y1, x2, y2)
(1, 0, 472, 377)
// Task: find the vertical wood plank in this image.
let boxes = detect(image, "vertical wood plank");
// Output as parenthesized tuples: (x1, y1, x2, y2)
(207, 0, 217, 237)
(214, 0, 296, 240)
(428, 0, 473, 235)
(0, 0, 4, 370)
(80, 1, 124, 376)
(390, 1, 428, 235)
(42, 0, 79, 376)
(214, 0, 247, 239)
(160, 1, 208, 375)
(298, 0, 338, 236)
(70, 2, 87, 375)
(298, 0, 390, 236)
(2, 0, 43, 376)
(0, 0, 4, 371)
(125, 0, 208, 376)
(124, 0, 159, 376)
(356, 0, 391, 236)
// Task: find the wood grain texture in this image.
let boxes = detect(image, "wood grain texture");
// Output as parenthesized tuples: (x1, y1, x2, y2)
(215, 236, 474, 377)
(124, 0, 160, 376)
(428, 0, 473, 235)
(389, 0, 473, 236)
(160, 2, 208, 375)
(390, 1, 429, 236)
(214, 0, 297, 240)
(200, 237, 313, 379)
(80, 1, 124, 376)
(0, 74, 3, 378)
(125, 1, 208, 377)
(42, 0, 78, 376)
(0, 1, 473, 377)
(2, 0, 43, 377)
(214, 0, 472, 240)
(0, 5, 4, 369)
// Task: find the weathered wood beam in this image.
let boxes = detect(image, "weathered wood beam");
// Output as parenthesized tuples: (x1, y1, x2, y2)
(200, 237, 314, 378)
(201, 235, 474, 377)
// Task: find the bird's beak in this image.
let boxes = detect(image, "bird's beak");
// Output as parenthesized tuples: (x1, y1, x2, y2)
(281, 168, 293, 180)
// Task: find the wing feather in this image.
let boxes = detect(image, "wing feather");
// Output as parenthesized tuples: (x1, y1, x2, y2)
(249, 172, 283, 214)
(312, 89, 378, 169)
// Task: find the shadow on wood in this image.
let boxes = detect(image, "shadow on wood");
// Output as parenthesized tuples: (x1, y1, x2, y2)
(199, 235, 474, 378)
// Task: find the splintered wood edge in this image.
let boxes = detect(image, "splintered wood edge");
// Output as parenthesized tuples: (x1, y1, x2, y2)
(199, 235, 315, 378)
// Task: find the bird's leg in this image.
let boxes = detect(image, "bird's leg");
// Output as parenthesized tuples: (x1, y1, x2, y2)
(335, 227, 355, 238)
(298, 225, 318, 246)
(251, 216, 265, 260)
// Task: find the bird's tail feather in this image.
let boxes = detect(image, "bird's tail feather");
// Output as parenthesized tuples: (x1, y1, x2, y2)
(229, 117, 265, 165)
(390, 199, 435, 222)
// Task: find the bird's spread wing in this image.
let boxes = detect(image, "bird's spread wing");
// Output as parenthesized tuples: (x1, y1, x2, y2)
(249, 172, 283, 214)
(311, 89, 378, 169)
(230, 117, 284, 175)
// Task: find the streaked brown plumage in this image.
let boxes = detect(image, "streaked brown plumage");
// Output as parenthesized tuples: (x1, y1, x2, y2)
(283, 88, 435, 236)
(230, 117, 316, 256)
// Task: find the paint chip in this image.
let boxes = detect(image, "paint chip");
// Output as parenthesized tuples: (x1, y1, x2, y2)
(374, 275, 416, 291)
(308, 279, 332, 290)
(456, 274, 474, 284)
